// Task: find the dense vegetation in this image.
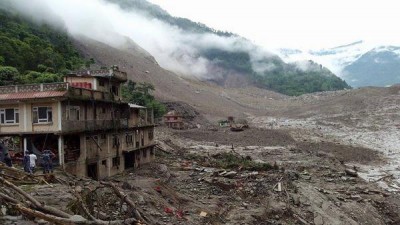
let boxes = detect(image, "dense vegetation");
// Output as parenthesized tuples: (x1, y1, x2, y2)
(122, 81, 166, 118)
(252, 70, 351, 96)
(204, 48, 350, 95)
(0, 9, 85, 85)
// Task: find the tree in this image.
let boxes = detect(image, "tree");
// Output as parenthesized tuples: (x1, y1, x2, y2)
(0, 66, 19, 86)
(122, 81, 166, 118)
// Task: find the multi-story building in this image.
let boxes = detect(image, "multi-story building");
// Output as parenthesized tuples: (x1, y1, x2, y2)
(163, 110, 184, 129)
(0, 67, 155, 180)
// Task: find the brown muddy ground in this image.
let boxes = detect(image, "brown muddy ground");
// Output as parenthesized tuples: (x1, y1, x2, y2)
(174, 127, 295, 147)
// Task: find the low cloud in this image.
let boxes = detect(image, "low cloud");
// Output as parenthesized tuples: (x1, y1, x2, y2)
(1, 0, 277, 79)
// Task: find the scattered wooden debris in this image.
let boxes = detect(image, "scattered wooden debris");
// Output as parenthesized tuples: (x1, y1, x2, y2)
(345, 168, 358, 177)
(0, 174, 148, 225)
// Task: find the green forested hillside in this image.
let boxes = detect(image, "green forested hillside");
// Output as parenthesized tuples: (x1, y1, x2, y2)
(0, 9, 84, 85)
(202, 48, 350, 95)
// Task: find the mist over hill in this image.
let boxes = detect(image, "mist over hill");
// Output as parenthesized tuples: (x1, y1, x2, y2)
(342, 46, 400, 87)
(0, 0, 350, 95)
(280, 41, 400, 87)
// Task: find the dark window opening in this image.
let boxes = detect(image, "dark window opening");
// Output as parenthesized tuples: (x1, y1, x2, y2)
(33, 106, 52, 123)
(142, 149, 147, 158)
(0, 108, 19, 124)
(126, 134, 133, 145)
(112, 135, 120, 148)
(112, 157, 119, 167)
(87, 163, 98, 180)
(111, 86, 119, 96)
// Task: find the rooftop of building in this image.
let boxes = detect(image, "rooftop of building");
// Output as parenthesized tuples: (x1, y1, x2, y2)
(164, 110, 182, 117)
(66, 66, 127, 82)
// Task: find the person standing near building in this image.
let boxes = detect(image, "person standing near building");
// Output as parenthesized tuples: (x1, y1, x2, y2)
(3, 153, 12, 167)
(42, 150, 54, 173)
(29, 152, 37, 174)
(23, 151, 31, 173)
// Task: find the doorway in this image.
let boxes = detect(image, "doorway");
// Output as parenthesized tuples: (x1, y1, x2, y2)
(124, 151, 135, 169)
(87, 163, 98, 180)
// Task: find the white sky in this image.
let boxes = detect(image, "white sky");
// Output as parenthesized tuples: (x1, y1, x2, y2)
(148, 0, 400, 50)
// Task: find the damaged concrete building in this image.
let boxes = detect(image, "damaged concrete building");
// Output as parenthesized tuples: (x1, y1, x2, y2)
(163, 110, 184, 129)
(0, 67, 155, 180)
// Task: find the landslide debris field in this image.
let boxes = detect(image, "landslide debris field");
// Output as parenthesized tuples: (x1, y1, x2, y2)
(1, 36, 399, 225)
(3, 126, 399, 225)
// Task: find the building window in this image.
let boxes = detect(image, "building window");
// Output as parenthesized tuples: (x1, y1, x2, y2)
(142, 149, 147, 158)
(99, 80, 105, 87)
(67, 106, 80, 121)
(150, 148, 155, 156)
(102, 160, 107, 166)
(112, 135, 120, 148)
(102, 107, 106, 114)
(148, 131, 154, 141)
(33, 106, 52, 123)
(111, 86, 119, 96)
(112, 157, 119, 167)
(126, 134, 133, 145)
(0, 108, 19, 124)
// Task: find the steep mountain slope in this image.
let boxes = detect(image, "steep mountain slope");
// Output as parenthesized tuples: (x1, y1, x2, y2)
(72, 35, 281, 119)
(280, 41, 400, 87)
(104, 0, 350, 95)
(342, 46, 400, 87)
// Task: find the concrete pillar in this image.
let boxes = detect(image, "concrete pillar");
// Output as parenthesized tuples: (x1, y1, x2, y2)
(145, 109, 148, 125)
(107, 158, 111, 177)
(151, 108, 154, 124)
(57, 102, 62, 131)
(23, 137, 27, 155)
(93, 79, 98, 91)
(58, 136, 64, 167)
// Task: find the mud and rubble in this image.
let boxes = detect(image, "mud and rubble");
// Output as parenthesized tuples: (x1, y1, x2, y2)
(2, 109, 400, 225)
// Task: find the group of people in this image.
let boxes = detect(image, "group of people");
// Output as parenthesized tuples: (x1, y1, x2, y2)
(22, 150, 54, 174)
(0, 150, 52, 174)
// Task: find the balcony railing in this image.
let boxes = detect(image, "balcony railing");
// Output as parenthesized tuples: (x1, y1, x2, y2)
(0, 81, 122, 102)
(62, 119, 129, 133)
(67, 87, 114, 102)
(0, 82, 68, 94)
(62, 118, 155, 133)
(71, 69, 127, 82)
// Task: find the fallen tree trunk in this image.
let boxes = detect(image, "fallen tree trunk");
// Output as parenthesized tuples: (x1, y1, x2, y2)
(15, 204, 137, 225)
(0, 192, 19, 204)
(101, 181, 149, 224)
(0, 176, 71, 218)
(345, 169, 358, 177)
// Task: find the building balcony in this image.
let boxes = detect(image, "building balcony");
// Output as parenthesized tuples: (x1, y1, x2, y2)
(61, 119, 154, 133)
(61, 119, 129, 133)
(67, 87, 115, 102)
